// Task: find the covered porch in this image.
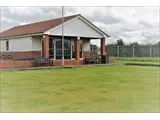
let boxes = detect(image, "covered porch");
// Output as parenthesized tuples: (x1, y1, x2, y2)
(39, 14, 109, 66)
(41, 34, 106, 66)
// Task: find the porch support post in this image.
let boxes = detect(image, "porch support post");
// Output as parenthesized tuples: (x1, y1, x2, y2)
(100, 37, 106, 56)
(43, 34, 49, 58)
(83, 39, 90, 58)
(74, 38, 80, 60)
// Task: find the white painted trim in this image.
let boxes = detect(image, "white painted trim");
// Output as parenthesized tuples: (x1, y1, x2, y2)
(1, 50, 40, 52)
(77, 36, 80, 40)
(79, 16, 109, 37)
(6, 40, 9, 51)
(44, 15, 109, 38)
(0, 33, 43, 40)
(0, 15, 109, 40)
(44, 16, 80, 35)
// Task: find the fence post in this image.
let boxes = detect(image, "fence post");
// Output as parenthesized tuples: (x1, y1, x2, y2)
(132, 44, 135, 58)
(117, 45, 119, 58)
(150, 44, 152, 58)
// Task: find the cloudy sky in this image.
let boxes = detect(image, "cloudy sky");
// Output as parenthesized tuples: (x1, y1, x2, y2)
(0, 6, 159, 45)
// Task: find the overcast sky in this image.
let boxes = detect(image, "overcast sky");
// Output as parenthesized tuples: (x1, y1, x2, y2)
(0, 6, 159, 45)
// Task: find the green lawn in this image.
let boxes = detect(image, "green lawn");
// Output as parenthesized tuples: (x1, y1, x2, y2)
(112, 57, 160, 65)
(114, 57, 160, 62)
(115, 60, 160, 65)
(0, 66, 159, 112)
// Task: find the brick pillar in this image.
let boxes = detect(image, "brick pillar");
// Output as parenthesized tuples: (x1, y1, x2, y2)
(100, 37, 106, 56)
(43, 35, 49, 58)
(74, 39, 80, 60)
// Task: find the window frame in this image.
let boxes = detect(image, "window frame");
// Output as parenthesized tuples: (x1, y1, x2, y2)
(49, 37, 83, 60)
(49, 37, 55, 59)
(54, 38, 72, 60)
(6, 40, 9, 51)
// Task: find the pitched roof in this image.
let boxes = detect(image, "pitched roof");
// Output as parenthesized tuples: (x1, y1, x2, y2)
(0, 14, 80, 38)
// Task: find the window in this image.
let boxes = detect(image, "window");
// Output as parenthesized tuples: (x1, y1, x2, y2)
(55, 38, 72, 59)
(72, 41, 75, 58)
(49, 38, 54, 58)
(56, 39, 62, 59)
(80, 40, 83, 58)
(64, 39, 71, 59)
(6, 40, 9, 51)
(49, 38, 83, 59)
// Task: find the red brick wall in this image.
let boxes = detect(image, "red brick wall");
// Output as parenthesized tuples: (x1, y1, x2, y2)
(52, 59, 84, 66)
(0, 60, 33, 68)
(0, 51, 41, 59)
(0, 59, 84, 69)
(0, 58, 113, 69)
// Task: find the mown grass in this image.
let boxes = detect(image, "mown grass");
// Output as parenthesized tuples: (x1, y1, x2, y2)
(114, 57, 160, 62)
(116, 60, 160, 65)
(0, 66, 159, 112)
(112, 57, 160, 65)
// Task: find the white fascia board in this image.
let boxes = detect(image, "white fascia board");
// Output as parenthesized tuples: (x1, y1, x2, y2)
(44, 15, 109, 38)
(44, 16, 80, 35)
(0, 33, 43, 40)
(79, 16, 108, 37)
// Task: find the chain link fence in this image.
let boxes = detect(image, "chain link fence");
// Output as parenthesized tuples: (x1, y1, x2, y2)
(106, 44, 160, 58)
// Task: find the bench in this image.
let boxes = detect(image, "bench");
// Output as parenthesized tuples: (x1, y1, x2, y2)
(84, 55, 101, 64)
(0, 54, 13, 60)
(34, 58, 52, 67)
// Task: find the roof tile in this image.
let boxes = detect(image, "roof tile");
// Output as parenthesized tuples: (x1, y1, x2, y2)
(0, 14, 79, 38)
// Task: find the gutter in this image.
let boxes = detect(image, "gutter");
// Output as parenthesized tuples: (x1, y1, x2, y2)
(0, 33, 43, 40)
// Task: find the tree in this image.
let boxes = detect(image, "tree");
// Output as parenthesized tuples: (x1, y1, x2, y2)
(129, 42, 141, 57)
(152, 41, 160, 57)
(106, 44, 117, 56)
(117, 39, 125, 46)
(90, 44, 98, 53)
(116, 39, 125, 57)
(130, 42, 139, 46)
